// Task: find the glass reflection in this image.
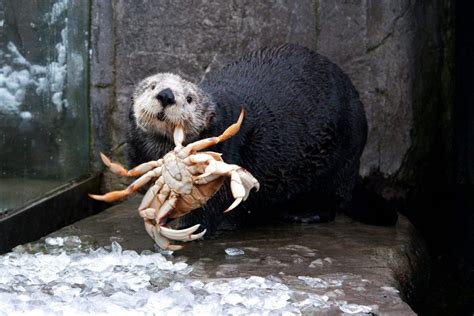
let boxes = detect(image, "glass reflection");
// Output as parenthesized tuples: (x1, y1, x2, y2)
(0, 0, 89, 213)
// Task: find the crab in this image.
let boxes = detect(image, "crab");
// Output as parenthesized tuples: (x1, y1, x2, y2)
(89, 109, 259, 250)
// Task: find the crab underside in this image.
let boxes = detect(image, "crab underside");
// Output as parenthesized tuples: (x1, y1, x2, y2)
(90, 109, 259, 250)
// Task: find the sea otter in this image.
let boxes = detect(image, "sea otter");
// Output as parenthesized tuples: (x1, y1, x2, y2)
(127, 43, 397, 233)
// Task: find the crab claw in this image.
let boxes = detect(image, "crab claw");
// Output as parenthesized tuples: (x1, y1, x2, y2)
(145, 220, 183, 251)
(100, 152, 129, 177)
(159, 224, 206, 241)
(224, 168, 259, 213)
(224, 198, 243, 213)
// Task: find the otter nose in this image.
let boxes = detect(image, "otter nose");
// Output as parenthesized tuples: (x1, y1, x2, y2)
(157, 88, 176, 107)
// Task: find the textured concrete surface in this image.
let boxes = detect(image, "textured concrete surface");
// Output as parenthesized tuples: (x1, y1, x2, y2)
(316, 0, 416, 177)
(109, 0, 317, 162)
(36, 196, 428, 314)
(90, 0, 454, 201)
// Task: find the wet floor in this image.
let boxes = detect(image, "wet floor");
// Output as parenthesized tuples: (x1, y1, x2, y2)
(0, 196, 423, 315)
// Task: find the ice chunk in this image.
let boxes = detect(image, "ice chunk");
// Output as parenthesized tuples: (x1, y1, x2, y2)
(221, 292, 243, 305)
(225, 248, 245, 256)
(111, 241, 122, 254)
(338, 303, 372, 314)
(299, 276, 344, 289)
(309, 258, 324, 267)
(263, 291, 290, 309)
(45, 237, 64, 246)
(155, 244, 174, 256)
(381, 286, 400, 294)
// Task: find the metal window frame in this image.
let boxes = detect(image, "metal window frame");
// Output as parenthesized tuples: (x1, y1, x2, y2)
(0, 176, 102, 253)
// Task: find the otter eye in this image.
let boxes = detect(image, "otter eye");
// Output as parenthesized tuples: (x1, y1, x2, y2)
(186, 96, 193, 104)
(150, 84, 156, 90)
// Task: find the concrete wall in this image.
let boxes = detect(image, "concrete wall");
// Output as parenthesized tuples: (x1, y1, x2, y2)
(90, 0, 454, 204)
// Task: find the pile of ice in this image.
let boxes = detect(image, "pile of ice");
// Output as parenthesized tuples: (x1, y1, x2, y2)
(0, 0, 69, 117)
(0, 237, 374, 315)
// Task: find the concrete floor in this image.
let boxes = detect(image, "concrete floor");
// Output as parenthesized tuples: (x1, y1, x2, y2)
(15, 195, 428, 315)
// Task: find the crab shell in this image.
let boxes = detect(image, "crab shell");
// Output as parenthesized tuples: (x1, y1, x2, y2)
(163, 151, 225, 219)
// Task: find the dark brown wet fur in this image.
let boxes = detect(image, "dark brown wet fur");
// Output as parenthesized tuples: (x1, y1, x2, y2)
(127, 43, 398, 234)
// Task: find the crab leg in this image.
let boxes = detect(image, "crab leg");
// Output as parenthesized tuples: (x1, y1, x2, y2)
(183, 153, 218, 166)
(99, 153, 130, 177)
(187, 164, 206, 175)
(99, 153, 162, 177)
(195, 161, 259, 212)
(157, 193, 178, 222)
(157, 184, 171, 204)
(154, 191, 207, 242)
(139, 185, 161, 219)
(181, 108, 244, 154)
(140, 208, 156, 219)
(139, 177, 165, 211)
(89, 167, 162, 202)
(193, 173, 221, 184)
(128, 159, 163, 177)
(144, 220, 183, 251)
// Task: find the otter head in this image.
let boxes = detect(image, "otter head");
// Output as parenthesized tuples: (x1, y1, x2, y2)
(132, 73, 215, 141)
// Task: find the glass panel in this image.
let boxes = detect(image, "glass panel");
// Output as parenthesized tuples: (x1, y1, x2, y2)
(0, 0, 89, 213)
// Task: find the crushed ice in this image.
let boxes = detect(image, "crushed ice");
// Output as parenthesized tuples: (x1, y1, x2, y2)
(0, 237, 378, 315)
(298, 276, 344, 288)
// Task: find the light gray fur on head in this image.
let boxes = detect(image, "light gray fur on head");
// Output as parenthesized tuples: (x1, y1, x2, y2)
(132, 73, 215, 140)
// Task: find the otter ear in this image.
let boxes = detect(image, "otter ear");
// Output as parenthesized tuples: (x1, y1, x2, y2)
(206, 111, 216, 126)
